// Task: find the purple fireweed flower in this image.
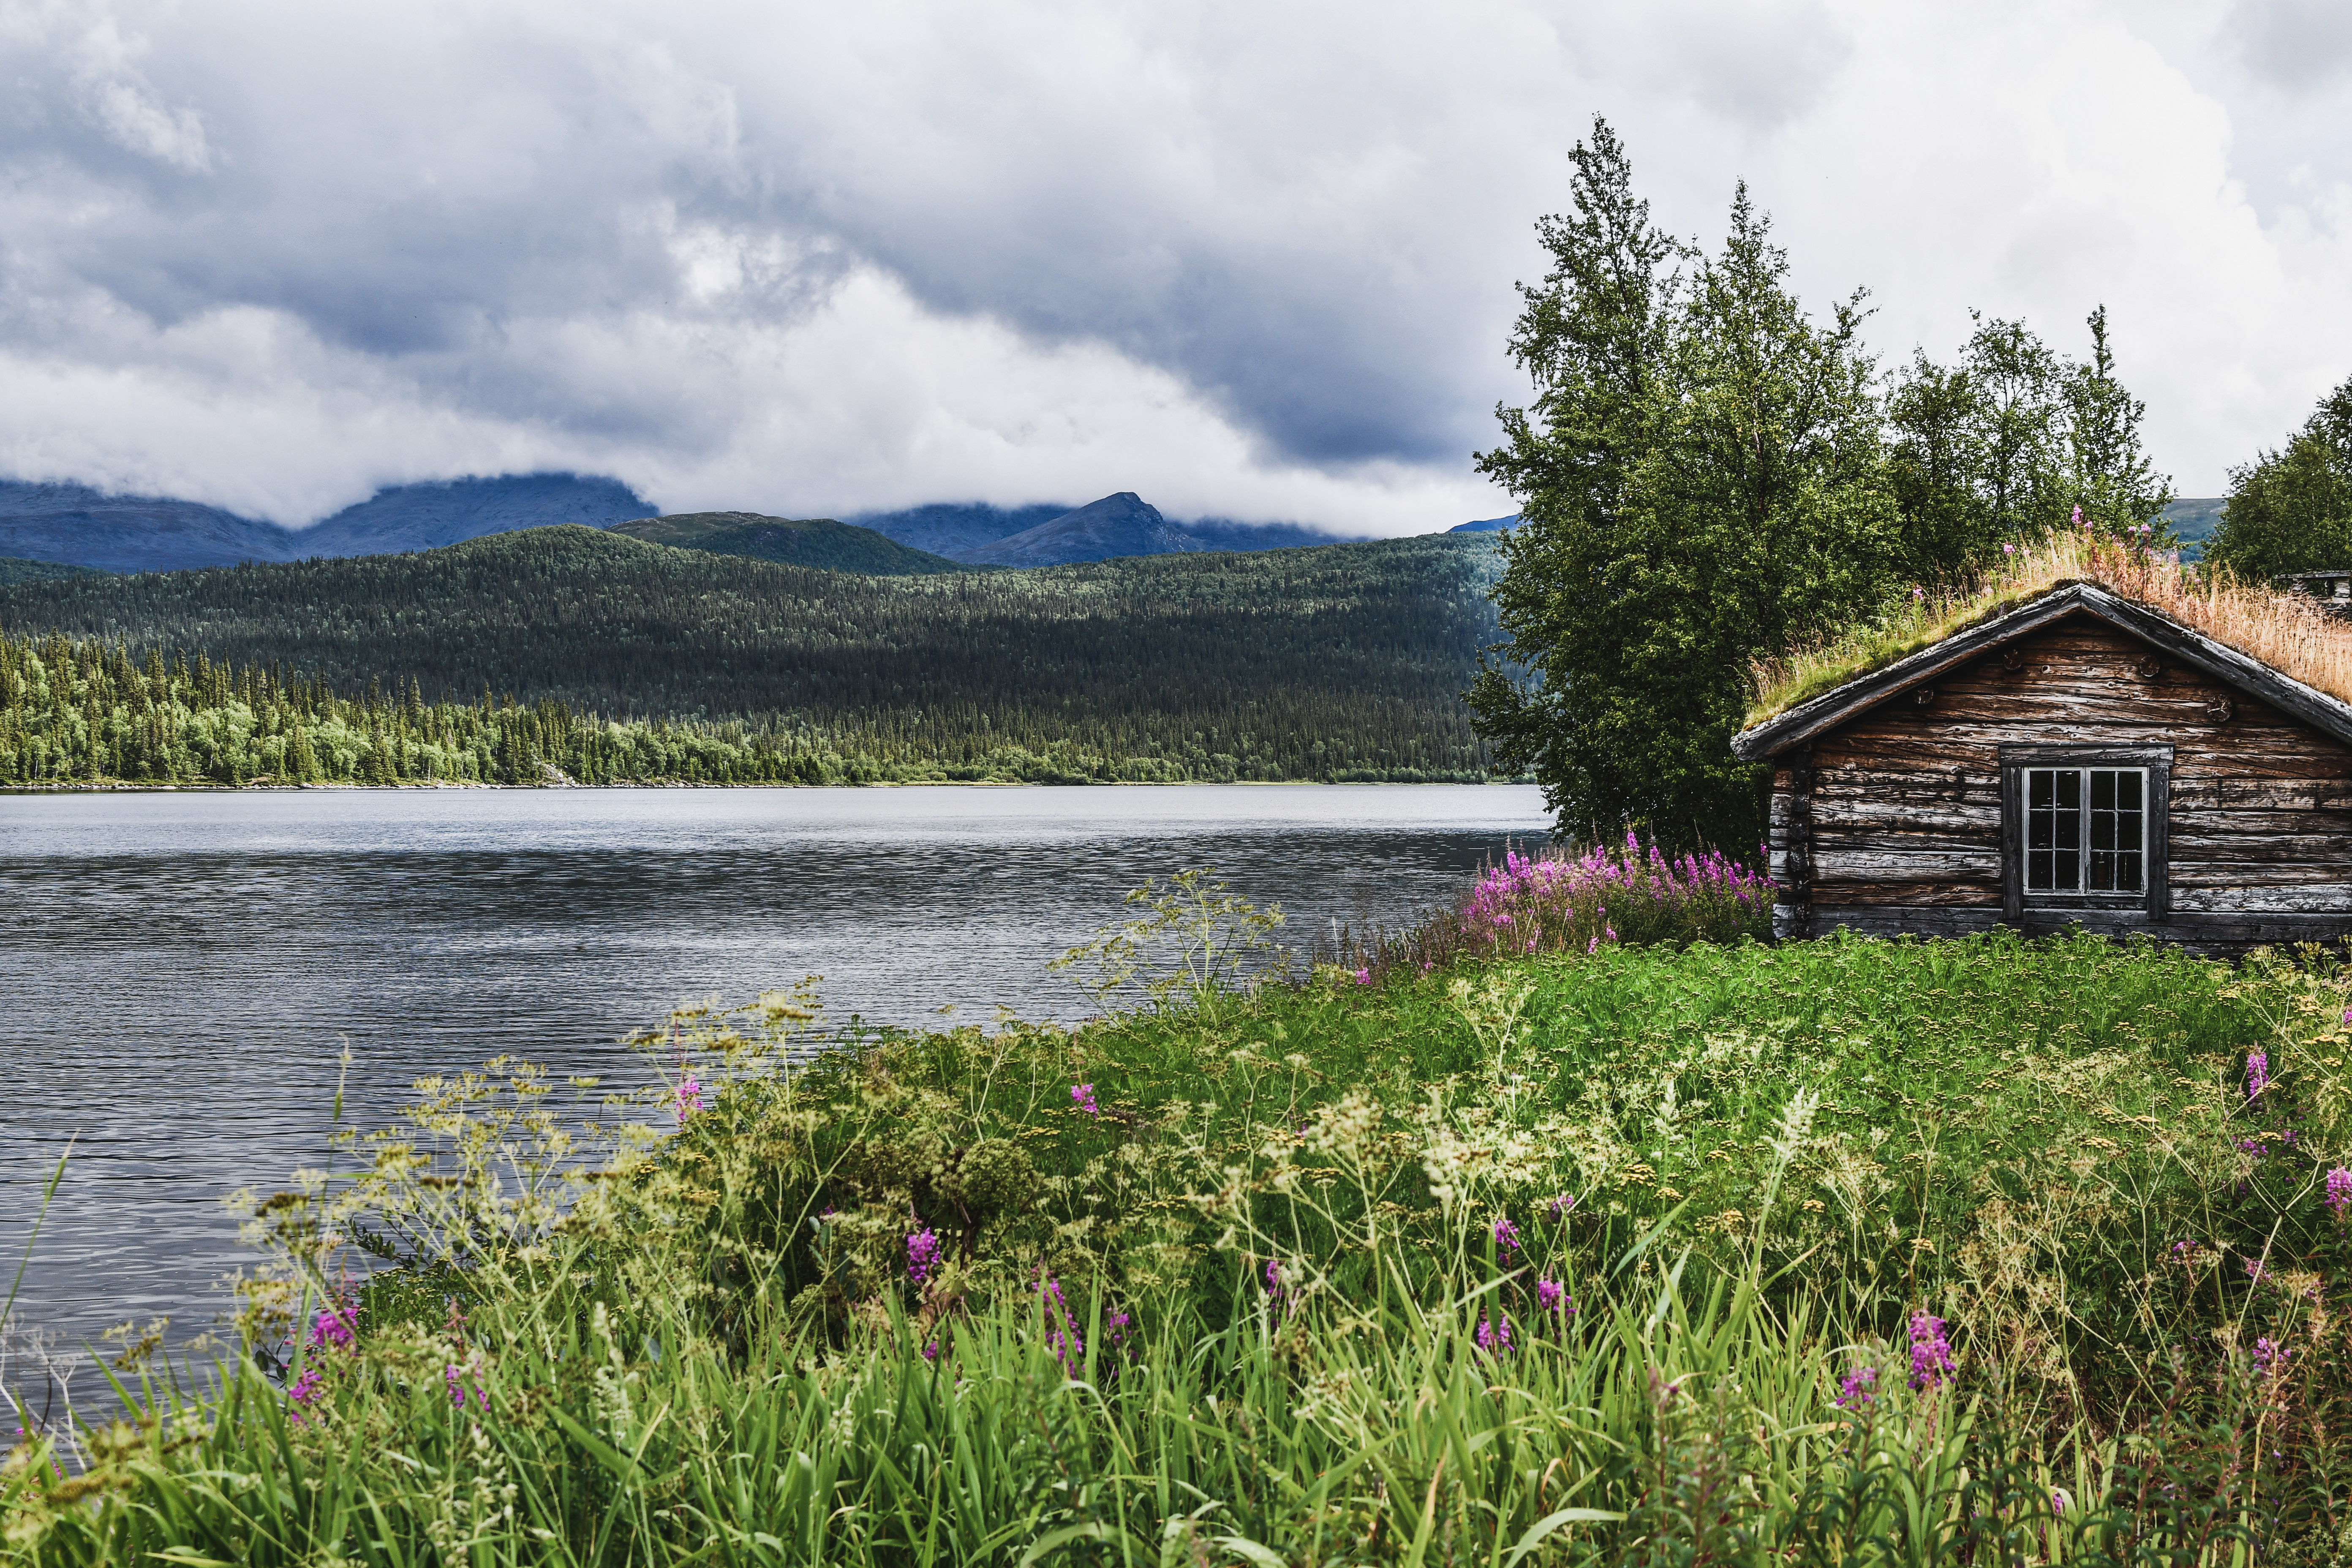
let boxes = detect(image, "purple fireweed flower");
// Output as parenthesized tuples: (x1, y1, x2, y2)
(2254, 1337, 2291, 1377)
(1354, 968, 1371, 985)
(2053, 1487, 2072, 1514)
(2248, 1052, 2270, 1101)
(2074, 505, 2087, 529)
(1493, 1217, 1522, 1258)
(1536, 1279, 1573, 1318)
(1263, 1258, 1284, 1298)
(675, 1073, 705, 1125)
(308, 1304, 358, 1352)
(1908, 1312, 1955, 1392)
(2328, 1167, 2352, 1220)
(1038, 1273, 1084, 1372)
(289, 1366, 325, 1405)
(1835, 1364, 1877, 1409)
(445, 1364, 487, 1410)
(1071, 1083, 1099, 1116)
(2004, 542, 2016, 556)
(1475, 1312, 1514, 1355)
(1546, 1192, 1576, 1218)
(2238, 1137, 2268, 1155)
(907, 1228, 942, 1288)
(922, 1339, 939, 1362)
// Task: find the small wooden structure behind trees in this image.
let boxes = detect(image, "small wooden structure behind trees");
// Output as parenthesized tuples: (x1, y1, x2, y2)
(1733, 581, 2352, 953)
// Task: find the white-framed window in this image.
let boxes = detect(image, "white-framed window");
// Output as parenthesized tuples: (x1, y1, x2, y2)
(1999, 743, 2172, 921)
(2024, 767, 2145, 895)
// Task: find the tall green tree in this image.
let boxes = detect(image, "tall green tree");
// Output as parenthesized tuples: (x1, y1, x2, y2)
(1471, 124, 1900, 852)
(2208, 375, 2352, 580)
(1887, 308, 2171, 583)
(2065, 305, 2172, 534)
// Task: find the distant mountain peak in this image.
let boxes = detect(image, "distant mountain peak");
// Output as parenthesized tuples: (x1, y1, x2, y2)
(959, 492, 1195, 568)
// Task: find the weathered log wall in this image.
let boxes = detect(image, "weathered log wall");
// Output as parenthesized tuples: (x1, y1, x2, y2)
(1767, 610, 2352, 953)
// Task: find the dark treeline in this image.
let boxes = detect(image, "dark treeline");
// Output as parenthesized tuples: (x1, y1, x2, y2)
(0, 527, 1506, 786)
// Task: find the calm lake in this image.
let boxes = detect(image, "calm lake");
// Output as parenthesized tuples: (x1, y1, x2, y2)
(0, 783, 1546, 1370)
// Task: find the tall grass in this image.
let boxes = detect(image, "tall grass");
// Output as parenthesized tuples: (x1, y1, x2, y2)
(7, 931, 2352, 1562)
(1749, 527, 2352, 724)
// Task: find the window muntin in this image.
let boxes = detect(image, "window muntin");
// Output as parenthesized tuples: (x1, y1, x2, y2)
(2025, 767, 2144, 896)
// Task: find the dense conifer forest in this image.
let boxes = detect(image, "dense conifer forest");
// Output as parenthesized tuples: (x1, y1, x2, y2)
(0, 526, 1506, 785)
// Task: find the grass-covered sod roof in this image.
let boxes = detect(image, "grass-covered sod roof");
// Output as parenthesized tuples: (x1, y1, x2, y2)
(1745, 529, 2352, 727)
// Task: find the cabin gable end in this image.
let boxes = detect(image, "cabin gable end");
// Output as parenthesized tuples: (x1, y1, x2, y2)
(1752, 602, 2352, 956)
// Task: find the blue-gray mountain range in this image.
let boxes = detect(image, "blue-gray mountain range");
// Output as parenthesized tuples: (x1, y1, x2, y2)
(0, 475, 1390, 574)
(858, 492, 1364, 566)
(0, 474, 653, 574)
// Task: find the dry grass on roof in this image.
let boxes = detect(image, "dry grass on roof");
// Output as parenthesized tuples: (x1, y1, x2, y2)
(1745, 531, 2352, 728)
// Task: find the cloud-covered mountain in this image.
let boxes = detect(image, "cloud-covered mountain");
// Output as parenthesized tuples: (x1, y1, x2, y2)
(2, 470, 1387, 576)
(958, 493, 1200, 567)
(0, 482, 294, 573)
(850, 503, 1074, 559)
(0, 474, 652, 573)
(300, 476, 651, 556)
(861, 493, 1369, 567)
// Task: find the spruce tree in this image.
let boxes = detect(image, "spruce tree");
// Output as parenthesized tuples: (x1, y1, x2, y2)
(1472, 127, 1898, 851)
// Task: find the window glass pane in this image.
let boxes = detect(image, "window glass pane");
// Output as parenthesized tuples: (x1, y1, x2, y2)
(2051, 769, 2080, 889)
(2119, 770, 2143, 891)
(2023, 766, 2148, 899)
(2026, 769, 2055, 890)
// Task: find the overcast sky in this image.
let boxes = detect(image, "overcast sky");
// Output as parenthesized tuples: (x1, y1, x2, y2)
(1, 0, 2348, 533)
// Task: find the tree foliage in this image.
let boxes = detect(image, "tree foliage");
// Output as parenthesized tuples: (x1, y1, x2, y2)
(1474, 120, 2174, 851)
(1886, 307, 2172, 580)
(1470, 122, 1897, 852)
(2207, 376, 2352, 580)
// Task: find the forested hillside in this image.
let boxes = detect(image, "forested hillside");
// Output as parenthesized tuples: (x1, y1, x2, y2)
(605, 512, 964, 574)
(0, 555, 102, 586)
(0, 526, 1506, 785)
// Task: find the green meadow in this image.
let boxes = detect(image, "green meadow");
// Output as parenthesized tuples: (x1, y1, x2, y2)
(9, 860, 2352, 1565)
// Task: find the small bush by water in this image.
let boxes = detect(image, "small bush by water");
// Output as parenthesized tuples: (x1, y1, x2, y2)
(9, 905, 2352, 1561)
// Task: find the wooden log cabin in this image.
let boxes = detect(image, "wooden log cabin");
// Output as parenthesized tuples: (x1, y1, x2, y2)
(1730, 580, 2352, 953)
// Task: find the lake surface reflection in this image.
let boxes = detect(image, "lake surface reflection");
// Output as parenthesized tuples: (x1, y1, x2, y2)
(0, 784, 1546, 1361)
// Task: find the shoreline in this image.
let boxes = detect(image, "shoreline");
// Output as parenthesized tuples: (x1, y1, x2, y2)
(1, 776, 1520, 795)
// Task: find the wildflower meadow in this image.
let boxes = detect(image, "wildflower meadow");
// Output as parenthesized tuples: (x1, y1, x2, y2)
(7, 865, 2352, 1563)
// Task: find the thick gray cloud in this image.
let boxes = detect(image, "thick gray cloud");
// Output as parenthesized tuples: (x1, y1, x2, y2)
(0, 0, 2347, 531)
(2229, 0, 2352, 91)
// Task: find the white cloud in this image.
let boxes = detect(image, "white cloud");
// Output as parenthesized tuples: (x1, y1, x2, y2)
(0, 0, 2349, 531)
